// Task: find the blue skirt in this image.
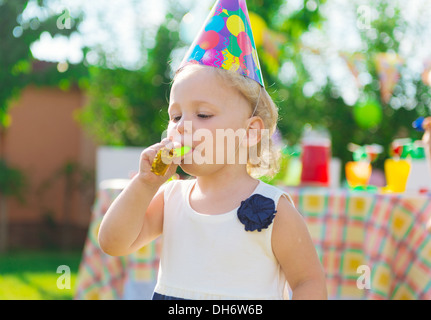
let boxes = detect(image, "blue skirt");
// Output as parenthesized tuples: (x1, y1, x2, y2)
(152, 292, 189, 300)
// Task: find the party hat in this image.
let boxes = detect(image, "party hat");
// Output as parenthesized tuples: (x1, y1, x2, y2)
(179, 0, 264, 87)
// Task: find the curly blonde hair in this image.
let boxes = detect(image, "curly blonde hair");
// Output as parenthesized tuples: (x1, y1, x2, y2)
(174, 64, 280, 178)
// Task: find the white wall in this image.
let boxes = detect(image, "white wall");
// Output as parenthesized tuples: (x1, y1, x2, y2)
(96, 146, 143, 188)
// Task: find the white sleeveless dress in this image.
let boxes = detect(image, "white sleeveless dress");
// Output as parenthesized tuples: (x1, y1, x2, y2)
(153, 178, 294, 300)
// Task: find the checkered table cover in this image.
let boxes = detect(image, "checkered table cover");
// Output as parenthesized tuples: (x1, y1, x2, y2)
(74, 187, 160, 300)
(284, 187, 431, 300)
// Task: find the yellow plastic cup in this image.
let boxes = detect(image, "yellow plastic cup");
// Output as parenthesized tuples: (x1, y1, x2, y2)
(384, 159, 411, 193)
(345, 161, 372, 188)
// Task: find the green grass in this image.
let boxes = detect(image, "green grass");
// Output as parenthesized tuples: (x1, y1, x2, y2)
(0, 250, 82, 300)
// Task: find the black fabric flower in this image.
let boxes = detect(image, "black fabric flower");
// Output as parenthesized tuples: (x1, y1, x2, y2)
(237, 194, 277, 232)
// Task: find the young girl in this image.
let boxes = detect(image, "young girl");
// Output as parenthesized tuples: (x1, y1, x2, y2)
(98, 63, 327, 300)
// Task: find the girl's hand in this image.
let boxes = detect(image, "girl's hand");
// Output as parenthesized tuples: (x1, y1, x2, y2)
(137, 138, 181, 188)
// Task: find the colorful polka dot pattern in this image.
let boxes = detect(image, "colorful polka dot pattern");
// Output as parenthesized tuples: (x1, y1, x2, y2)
(180, 0, 264, 87)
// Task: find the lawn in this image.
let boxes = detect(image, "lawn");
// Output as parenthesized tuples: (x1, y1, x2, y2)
(0, 250, 82, 300)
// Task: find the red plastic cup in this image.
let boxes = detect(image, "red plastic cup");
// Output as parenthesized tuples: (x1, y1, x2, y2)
(300, 138, 331, 187)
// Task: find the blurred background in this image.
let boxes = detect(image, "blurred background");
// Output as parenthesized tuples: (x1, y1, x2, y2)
(1, 0, 431, 299)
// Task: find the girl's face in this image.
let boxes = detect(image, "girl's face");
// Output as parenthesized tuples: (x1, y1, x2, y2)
(167, 65, 253, 176)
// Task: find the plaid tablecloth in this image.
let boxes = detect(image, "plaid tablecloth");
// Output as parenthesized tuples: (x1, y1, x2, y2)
(74, 180, 161, 300)
(283, 187, 431, 300)
(75, 181, 431, 300)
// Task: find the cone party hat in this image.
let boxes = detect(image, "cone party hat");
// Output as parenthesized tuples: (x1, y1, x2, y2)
(179, 0, 264, 87)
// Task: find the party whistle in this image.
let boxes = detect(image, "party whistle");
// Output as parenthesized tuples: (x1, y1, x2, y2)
(412, 117, 425, 132)
(151, 146, 192, 176)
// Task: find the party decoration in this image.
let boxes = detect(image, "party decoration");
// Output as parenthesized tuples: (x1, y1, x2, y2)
(340, 52, 365, 88)
(390, 138, 426, 160)
(300, 128, 331, 187)
(390, 138, 413, 159)
(353, 98, 383, 129)
(382, 138, 419, 193)
(248, 12, 267, 47)
(345, 161, 372, 189)
(346, 143, 382, 190)
(262, 30, 285, 60)
(151, 146, 191, 176)
(375, 52, 403, 104)
(348, 143, 382, 163)
(413, 117, 425, 132)
(365, 144, 382, 162)
(384, 159, 411, 193)
(409, 141, 426, 159)
(179, 0, 264, 87)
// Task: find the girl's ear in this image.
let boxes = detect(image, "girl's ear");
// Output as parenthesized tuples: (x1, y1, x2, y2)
(243, 116, 265, 147)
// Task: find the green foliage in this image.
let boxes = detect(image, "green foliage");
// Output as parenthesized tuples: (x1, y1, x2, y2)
(271, 0, 429, 171)
(0, 1, 89, 253)
(349, 1, 429, 167)
(0, 160, 27, 203)
(79, 0, 430, 172)
(78, 16, 181, 147)
(0, 0, 88, 128)
(0, 250, 81, 299)
(0, 0, 89, 203)
(79, 0, 308, 148)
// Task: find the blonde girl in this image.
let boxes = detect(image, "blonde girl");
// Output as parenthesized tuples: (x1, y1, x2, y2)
(98, 63, 327, 300)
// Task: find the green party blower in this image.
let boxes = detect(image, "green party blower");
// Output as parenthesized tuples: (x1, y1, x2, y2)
(151, 146, 192, 176)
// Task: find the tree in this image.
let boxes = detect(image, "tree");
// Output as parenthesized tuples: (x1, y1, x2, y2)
(266, 0, 430, 172)
(0, 0, 87, 251)
(79, 0, 431, 179)
(79, 0, 318, 148)
(78, 9, 184, 147)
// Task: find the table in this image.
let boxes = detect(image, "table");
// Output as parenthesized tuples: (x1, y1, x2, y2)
(74, 180, 161, 300)
(75, 180, 431, 300)
(283, 187, 431, 300)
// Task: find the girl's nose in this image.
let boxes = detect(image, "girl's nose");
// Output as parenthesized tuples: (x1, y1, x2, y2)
(176, 116, 194, 135)
(175, 117, 185, 135)
(173, 118, 194, 147)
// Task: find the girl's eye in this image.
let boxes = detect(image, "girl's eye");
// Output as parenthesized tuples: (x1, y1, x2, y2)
(170, 114, 212, 122)
(198, 114, 212, 119)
